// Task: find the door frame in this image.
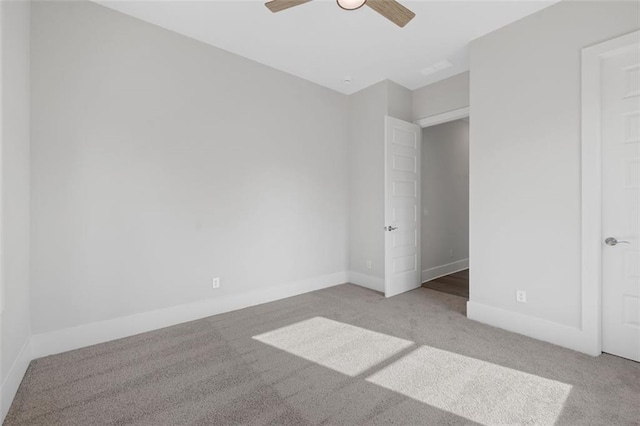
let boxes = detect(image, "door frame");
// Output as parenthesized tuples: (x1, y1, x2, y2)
(414, 107, 470, 280)
(581, 30, 640, 356)
(385, 109, 472, 297)
(415, 106, 470, 128)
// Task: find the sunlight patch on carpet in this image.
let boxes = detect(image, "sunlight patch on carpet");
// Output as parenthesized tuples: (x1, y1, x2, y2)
(252, 317, 414, 376)
(366, 345, 572, 426)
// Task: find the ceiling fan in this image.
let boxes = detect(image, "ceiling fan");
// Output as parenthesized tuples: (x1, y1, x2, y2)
(265, 0, 416, 28)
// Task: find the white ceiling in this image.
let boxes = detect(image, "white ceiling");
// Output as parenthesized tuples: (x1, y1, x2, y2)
(96, 0, 558, 94)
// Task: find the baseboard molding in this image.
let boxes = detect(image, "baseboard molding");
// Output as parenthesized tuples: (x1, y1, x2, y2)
(467, 301, 599, 356)
(1, 336, 32, 422)
(421, 259, 469, 283)
(348, 271, 385, 293)
(31, 271, 348, 359)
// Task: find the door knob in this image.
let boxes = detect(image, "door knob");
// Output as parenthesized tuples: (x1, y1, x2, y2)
(604, 237, 630, 246)
(385, 226, 398, 232)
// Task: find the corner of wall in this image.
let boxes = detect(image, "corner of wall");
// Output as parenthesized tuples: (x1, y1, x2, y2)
(0, 335, 33, 422)
(385, 80, 412, 122)
(0, 0, 33, 421)
(347, 271, 384, 293)
(346, 79, 414, 295)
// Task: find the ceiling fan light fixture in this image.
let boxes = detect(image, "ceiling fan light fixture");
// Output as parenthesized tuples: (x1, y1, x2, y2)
(336, 0, 366, 11)
(265, 0, 415, 28)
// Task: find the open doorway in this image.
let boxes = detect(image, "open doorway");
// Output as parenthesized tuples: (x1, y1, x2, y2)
(418, 110, 470, 299)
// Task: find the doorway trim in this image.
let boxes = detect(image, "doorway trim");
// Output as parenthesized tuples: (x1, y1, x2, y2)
(413, 108, 470, 290)
(581, 30, 640, 357)
(415, 106, 469, 128)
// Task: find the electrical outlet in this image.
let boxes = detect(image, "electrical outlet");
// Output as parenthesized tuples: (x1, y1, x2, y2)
(516, 290, 527, 303)
(212, 277, 220, 289)
(449, 249, 454, 259)
(366, 260, 372, 269)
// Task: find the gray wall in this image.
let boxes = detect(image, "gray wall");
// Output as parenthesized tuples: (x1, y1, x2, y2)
(412, 72, 469, 122)
(1, 0, 31, 405)
(469, 1, 639, 328)
(387, 81, 413, 125)
(30, 0, 349, 333)
(421, 119, 469, 272)
(348, 80, 411, 290)
(348, 82, 388, 283)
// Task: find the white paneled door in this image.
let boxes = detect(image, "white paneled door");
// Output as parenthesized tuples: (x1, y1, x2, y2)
(601, 35, 640, 362)
(384, 116, 421, 298)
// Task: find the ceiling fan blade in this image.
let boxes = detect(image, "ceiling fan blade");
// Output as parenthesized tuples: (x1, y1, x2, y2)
(365, 0, 415, 27)
(265, 0, 313, 13)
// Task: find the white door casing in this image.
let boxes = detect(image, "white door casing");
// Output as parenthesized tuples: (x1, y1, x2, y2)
(384, 116, 421, 298)
(601, 37, 640, 362)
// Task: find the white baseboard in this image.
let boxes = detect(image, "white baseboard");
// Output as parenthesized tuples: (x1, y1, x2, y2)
(1, 336, 32, 422)
(421, 259, 469, 283)
(31, 271, 348, 359)
(467, 301, 599, 356)
(348, 271, 384, 293)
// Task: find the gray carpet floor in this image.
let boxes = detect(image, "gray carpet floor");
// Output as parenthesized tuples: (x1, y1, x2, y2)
(5, 284, 640, 425)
